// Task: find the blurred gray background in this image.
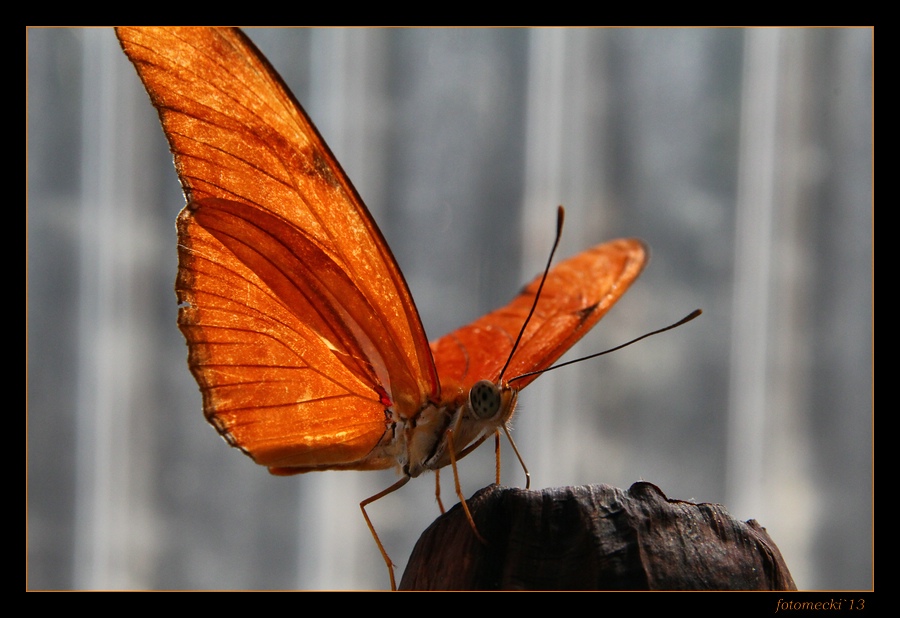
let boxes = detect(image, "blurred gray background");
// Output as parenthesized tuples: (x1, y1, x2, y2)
(27, 27, 872, 590)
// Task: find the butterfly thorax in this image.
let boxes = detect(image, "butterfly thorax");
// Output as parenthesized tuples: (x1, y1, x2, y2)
(398, 380, 518, 478)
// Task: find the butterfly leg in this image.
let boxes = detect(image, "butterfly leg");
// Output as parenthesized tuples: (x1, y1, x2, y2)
(446, 427, 488, 545)
(494, 432, 502, 484)
(360, 475, 411, 591)
(502, 424, 531, 489)
(434, 469, 446, 514)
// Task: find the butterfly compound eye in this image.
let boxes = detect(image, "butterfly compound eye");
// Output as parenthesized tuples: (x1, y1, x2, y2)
(469, 380, 502, 420)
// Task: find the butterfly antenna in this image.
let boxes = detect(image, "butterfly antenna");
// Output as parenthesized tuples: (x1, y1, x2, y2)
(509, 309, 703, 384)
(498, 206, 566, 383)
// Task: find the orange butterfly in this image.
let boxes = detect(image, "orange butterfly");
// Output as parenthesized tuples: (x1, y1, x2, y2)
(117, 26, 647, 589)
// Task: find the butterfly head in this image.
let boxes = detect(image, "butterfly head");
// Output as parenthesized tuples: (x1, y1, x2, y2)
(451, 378, 519, 453)
(404, 379, 517, 477)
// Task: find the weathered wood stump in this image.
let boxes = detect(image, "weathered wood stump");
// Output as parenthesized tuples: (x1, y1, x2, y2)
(399, 482, 796, 591)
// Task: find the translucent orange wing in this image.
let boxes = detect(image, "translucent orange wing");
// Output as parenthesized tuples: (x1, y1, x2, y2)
(116, 27, 439, 471)
(431, 239, 647, 405)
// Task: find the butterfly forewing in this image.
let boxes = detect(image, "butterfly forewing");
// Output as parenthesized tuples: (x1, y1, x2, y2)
(117, 26, 439, 470)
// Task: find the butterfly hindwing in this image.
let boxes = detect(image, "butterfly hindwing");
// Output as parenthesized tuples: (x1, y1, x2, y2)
(431, 239, 647, 402)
